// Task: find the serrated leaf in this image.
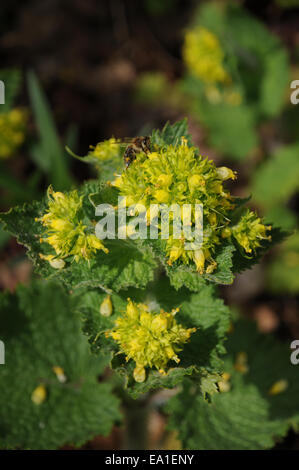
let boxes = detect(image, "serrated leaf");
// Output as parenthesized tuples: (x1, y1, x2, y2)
(151, 118, 193, 147)
(166, 319, 299, 450)
(78, 279, 231, 398)
(0, 281, 121, 450)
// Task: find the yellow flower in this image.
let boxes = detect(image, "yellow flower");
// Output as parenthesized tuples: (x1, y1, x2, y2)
(52, 366, 67, 383)
(221, 227, 232, 239)
(193, 249, 205, 274)
(113, 176, 123, 188)
(232, 210, 271, 254)
(89, 138, 121, 162)
(0, 108, 28, 159)
(183, 27, 230, 84)
(218, 372, 231, 392)
(70, 233, 108, 262)
(157, 173, 173, 188)
(188, 174, 205, 192)
(153, 189, 170, 203)
(268, 379, 288, 396)
(106, 299, 196, 382)
(39, 253, 65, 269)
(216, 167, 237, 181)
(113, 139, 237, 273)
(168, 242, 185, 265)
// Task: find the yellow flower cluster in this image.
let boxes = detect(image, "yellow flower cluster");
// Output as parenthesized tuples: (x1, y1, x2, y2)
(38, 186, 108, 264)
(183, 27, 230, 84)
(106, 299, 196, 382)
(204, 85, 243, 106)
(89, 138, 121, 162)
(113, 139, 237, 273)
(231, 210, 272, 254)
(0, 108, 28, 159)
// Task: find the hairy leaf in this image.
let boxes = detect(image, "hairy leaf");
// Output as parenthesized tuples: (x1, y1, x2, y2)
(0, 281, 121, 450)
(167, 320, 299, 450)
(151, 118, 193, 147)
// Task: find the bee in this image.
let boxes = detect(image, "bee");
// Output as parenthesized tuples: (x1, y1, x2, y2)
(119, 136, 151, 169)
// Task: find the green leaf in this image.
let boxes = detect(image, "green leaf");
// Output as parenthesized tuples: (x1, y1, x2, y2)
(0, 281, 121, 449)
(166, 319, 299, 450)
(259, 48, 290, 117)
(193, 100, 258, 161)
(191, 2, 227, 37)
(60, 239, 157, 292)
(0, 69, 22, 112)
(225, 4, 289, 117)
(251, 143, 299, 209)
(78, 279, 231, 398)
(0, 181, 157, 292)
(268, 231, 299, 294)
(27, 70, 73, 190)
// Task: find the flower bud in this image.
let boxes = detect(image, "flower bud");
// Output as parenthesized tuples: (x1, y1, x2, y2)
(133, 365, 146, 383)
(268, 379, 288, 396)
(216, 167, 237, 181)
(221, 227, 232, 238)
(126, 299, 140, 319)
(52, 366, 67, 383)
(193, 249, 205, 273)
